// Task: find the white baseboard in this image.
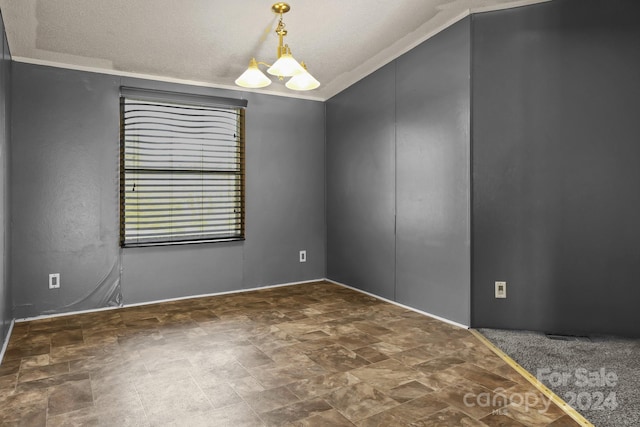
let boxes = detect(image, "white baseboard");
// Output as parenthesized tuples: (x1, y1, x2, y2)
(15, 278, 326, 323)
(324, 278, 469, 330)
(0, 319, 15, 364)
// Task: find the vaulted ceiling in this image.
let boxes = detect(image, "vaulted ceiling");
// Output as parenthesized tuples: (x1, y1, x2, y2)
(0, 0, 549, 101)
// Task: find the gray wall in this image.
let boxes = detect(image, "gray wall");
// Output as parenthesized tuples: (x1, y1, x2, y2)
(326, 63, 397, 300)
(395, 20, 470, 325)
(0, 12, 10, 345)
(11, 63, 325, 317)
(326, 19, 471, 326)
(471, 0, 640, 336)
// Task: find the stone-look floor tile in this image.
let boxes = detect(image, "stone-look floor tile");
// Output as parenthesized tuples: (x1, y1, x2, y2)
(429, 382, 506, 419)
(9, 322, 29, 337)
(70, 358, 148, 382)
(287, 372, 361, 400)
(196, 381, 242, 409)
(0, 282, 580, 427)
(187, 402, 264, 427)
(492, 363, 531, 385)
(135, 376, 213, 424)
(409, 406, 489, 427)
(244, 385, 300, 413)
(49, 342, 119, 364)
(456, 346, 508, 371)
(365, 341, 404, 357)
(448, 363, 517, 391)
(122, 316, 161, 328)
(353, 346, 389, 364)
(419, 368, 473, 391)
(227, 376, 266, 397)
(91, 372, 143, 408)
(27, 317, 72, 332)
(286, 408, 355, 426)
(145, 358, 193, 377)
(424, 334, 475, 350)
(249, 332, 300, 355)
(356, 395, 448, 427)
(276, 321, 326, 338)
(413, 356, 467, 375)
(351, 321, 393, 337)
(3, 342, 51, 361)
(51, 329, 85, 347)
(544, 414, 582, 426)
(392, 345, 441, 366)
(0, 358, 21, 377)
(350, 358, 426, 392)
(327, 332, 381, 351)
(260, 398, 333, 426)
(387, 380, 433, 403)
(504, 384, 566, 420)
(0, 372, 17, 389)
(0, 382, 16, 401)
(15, 372, 91, 393)
(19, 354, 50, 370)
(498, 403, 560, 427)
(249, 362, 327, 389)
(0, 389, 48, 424)
(47, 405, 150, 427)
(303, 344, 370, 373)
(297, 330, 331, 341)
(18, 361, 69, 383)
(188, 308, 220, 322)
(233, 345, 274, 368)
(325, 382, 398, 422)
(82, 328, 122, 346)
(47, 378, 94, 416)
(480, 412, 529, 426)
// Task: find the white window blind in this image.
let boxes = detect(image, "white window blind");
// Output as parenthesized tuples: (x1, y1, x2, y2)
(120, 88, 246, 247)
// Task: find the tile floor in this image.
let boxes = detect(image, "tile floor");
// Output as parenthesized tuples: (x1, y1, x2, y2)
(0, 281, 581, 426)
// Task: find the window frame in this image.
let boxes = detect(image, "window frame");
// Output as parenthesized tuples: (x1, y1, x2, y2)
(119, 87, 247, 248)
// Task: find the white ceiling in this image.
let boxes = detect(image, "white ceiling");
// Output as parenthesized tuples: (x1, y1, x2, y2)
(0, 0, 549, 101)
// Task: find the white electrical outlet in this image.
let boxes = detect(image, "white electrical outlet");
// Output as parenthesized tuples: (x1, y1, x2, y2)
(495, 281, 506, 298)
(49, 273, 61, 289)
(299, 250, 307, 263)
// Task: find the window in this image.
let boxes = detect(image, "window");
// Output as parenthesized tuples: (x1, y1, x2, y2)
(120, 87, 246, 247)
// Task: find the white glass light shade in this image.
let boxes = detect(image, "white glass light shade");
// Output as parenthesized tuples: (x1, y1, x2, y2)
(267, 46, 305, 77)
(285, 69, 320, 91)
(235, 58, 272, 88)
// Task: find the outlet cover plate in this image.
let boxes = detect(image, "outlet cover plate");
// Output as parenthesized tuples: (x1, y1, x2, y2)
(49, 273, 61, 289)
(495, 281, 506, 298)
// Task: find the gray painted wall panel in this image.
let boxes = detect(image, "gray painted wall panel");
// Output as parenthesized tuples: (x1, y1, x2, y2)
(326, 64, 396, 299)
(241, 94, 326, 289)
(326, 20, 472, 325)
(11, 65, 121, 318)
(0, 15, 10, 344)
(471, 0, 640, 336)
(121, 243, 244, 303)
(395, 18, 470, 326)
(11, 65, 325, 316)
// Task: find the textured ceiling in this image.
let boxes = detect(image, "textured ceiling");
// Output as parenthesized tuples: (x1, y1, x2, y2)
(0, 0, 549, 101)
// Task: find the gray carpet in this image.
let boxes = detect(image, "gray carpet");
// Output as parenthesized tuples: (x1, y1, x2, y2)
(478, 329, 640, 427)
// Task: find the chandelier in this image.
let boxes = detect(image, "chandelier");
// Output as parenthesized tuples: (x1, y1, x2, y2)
(235, 3, 320, 91)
